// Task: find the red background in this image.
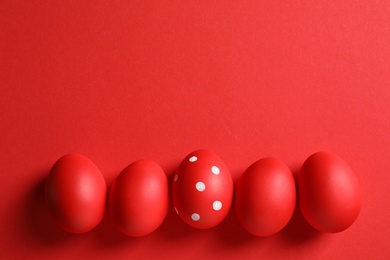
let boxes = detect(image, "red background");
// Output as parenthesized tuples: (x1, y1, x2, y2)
(1, 1, 390, 259)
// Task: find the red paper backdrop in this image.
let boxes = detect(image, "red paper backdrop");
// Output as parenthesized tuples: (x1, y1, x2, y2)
(1, 1, 390, 259)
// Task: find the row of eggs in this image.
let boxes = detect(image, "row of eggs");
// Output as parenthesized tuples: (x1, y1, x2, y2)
(45, 150, 361, 237)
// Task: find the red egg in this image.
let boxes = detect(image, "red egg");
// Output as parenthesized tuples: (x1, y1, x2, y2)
(109, 160, 169, 237)
(172, 150, 233, 229)
(298, 151, 361, 233)
(235, 157, 296, 236)
(45, 154, 107, 233)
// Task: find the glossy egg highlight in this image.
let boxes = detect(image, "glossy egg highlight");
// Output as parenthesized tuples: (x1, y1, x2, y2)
(298, 151, 361, 233)
(45, 153, 107, 233)
(109, 160, 169, 237)
(172, 150, 233, 229)
(235, 157, 296, 236)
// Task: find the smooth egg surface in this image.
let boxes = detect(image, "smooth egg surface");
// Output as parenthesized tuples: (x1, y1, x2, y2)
(109, 159, 169, 237)
(298, 151, 361, 233)
(235, 157, 296, 236)
(45, 153, 106, 233)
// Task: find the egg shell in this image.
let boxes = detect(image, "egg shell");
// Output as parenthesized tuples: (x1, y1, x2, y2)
(45, 153, 107, 233)
(298, 151, 361, 233)
(109, 159, 169, 237)
(172, 149, 233, 229)
(235, 157, 296, 236)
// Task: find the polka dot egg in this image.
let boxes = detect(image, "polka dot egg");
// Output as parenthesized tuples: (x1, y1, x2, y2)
(172, 150, 233, 229)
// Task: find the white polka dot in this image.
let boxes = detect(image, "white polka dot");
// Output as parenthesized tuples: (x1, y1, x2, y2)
(174, 207, 179, 214)
(191, 213, 200, 221)
(196, 182, 206, 192)
(189, 156, 198, 162)
(213, 201, 222, 211)
(211, 166, 220, 175)
(173, 174, 178, 182)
